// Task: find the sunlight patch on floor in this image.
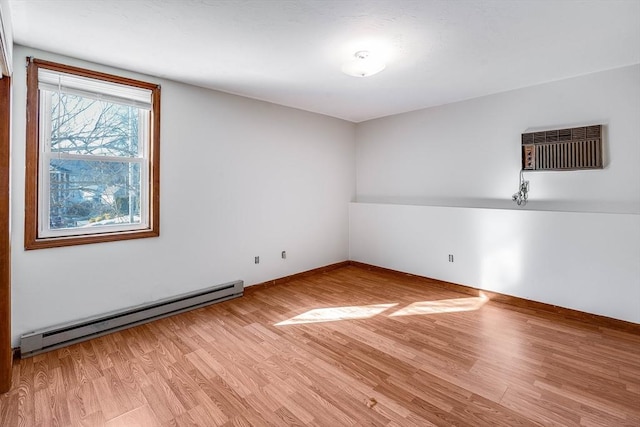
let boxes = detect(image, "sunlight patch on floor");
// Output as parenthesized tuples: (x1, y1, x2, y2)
(275, 303, 397, 326)
(275, 293, 491, 326)
(388, 293, 489, 317)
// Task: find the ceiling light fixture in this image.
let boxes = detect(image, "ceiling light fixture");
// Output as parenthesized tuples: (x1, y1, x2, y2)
(341, 51, 386, 78)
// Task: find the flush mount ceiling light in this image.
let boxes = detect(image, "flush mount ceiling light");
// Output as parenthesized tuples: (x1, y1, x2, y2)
(341, 51, 386, 77)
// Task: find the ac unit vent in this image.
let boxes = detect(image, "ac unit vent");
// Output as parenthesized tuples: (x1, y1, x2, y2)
(521, 125, 603, 171)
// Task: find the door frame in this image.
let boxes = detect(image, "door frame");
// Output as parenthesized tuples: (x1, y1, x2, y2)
(0, 74, 10, 393)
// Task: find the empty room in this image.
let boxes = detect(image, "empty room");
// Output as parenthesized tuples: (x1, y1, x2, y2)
(0, 0, 639, 426)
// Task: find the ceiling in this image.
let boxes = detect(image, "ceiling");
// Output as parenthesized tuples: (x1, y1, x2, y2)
(8, 0, 640, 123)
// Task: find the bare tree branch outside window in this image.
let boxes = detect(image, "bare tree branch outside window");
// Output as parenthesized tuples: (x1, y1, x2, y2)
(47, 92, 143, 230)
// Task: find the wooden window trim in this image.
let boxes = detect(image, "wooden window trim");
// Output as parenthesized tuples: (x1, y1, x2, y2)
(25, 58, 161, 250)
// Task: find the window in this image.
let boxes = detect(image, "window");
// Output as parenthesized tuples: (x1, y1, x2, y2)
(25, 58, 160, 249)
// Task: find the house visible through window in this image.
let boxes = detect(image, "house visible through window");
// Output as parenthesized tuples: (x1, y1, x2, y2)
(25, 58, 160, 249)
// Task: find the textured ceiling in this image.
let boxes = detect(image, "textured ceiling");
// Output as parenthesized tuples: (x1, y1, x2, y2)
(8, 0, 640, 122)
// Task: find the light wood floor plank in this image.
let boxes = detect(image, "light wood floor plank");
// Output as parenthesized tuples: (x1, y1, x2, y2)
(1, 265, 639, 426)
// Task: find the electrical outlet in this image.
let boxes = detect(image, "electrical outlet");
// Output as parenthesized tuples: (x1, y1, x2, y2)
(281, 251, 286, 259)
(448, 254, 454, 262)
(254, 256, 260, 264)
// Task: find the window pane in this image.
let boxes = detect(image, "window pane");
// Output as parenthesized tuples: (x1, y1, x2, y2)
(47, 91, 143, 158)
(49, 159, 141, 230)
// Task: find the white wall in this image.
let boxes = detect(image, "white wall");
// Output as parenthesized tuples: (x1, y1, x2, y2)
(10, 47, 639, 346)
(356, 65, 640, 214)
(350, 203, 640, 323)
(10, 46, 356, 345)
(352, 65, 640, 323)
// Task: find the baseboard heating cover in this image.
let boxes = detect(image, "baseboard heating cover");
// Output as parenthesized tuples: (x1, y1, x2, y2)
(19, 280, 244, 358)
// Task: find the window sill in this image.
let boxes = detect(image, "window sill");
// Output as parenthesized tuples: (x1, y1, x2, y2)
(24, 228, 159, 250)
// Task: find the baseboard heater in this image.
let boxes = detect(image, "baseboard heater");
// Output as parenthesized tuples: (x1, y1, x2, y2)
(19, 280, 243, 358)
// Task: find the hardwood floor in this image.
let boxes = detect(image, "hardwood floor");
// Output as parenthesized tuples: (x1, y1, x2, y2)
(1, 265, 639, 426)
